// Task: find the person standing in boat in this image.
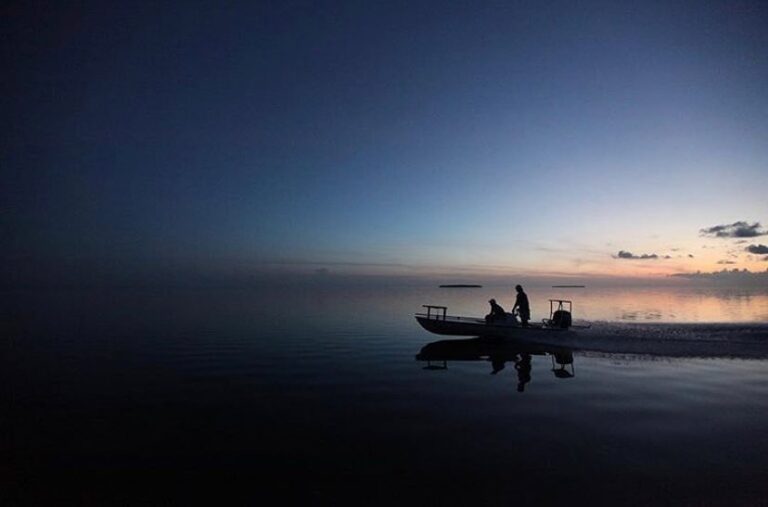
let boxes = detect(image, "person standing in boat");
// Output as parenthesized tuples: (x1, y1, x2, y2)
(485, 298, 506, 323)
(512, 285, 530, 327)
(515, 353, 532, 392)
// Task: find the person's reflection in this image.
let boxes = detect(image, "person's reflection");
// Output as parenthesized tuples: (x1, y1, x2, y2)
(514, 353, 532, 392)
(489, 352, 517, 375)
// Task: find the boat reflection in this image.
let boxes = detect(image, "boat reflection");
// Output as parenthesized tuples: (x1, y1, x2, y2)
(416, 337, 575, 392)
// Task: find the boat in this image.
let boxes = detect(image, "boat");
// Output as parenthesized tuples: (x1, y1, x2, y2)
(415, 299, 587, 342)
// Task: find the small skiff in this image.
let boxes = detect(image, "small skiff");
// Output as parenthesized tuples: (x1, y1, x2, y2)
(415, 299, 587, 341)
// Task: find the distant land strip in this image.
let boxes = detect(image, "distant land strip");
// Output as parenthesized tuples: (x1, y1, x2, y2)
(552, 285, 586, 288)
(439, 284, 483, 288)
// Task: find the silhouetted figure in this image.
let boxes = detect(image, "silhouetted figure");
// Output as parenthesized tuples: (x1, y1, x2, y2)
(485, 298, 506, 323)
(512, 285, 530, 327)
(515, 353, 532, 392)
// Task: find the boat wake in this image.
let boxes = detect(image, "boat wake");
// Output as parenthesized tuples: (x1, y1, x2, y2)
(550, 321, 768, 358)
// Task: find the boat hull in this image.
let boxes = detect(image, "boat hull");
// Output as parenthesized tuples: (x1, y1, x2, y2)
(415, 315, 572, 342)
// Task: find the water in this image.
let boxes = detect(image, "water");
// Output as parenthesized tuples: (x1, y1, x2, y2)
(3, 284, 768, 505)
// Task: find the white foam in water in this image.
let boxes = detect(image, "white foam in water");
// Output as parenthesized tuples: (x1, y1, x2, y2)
(556, 321, 768, 358)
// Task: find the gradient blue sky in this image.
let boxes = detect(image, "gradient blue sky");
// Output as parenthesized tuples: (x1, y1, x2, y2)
(3, 1, 768, 284)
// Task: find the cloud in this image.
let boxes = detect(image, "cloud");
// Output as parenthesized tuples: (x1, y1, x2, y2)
(688, 254, 694, 258)
(746, 244, 768, 255)
(671, 268, 768, 284)
(700, 221, 767, 238)
(716, 260, 736, 265)
(614, 250, 659, 260)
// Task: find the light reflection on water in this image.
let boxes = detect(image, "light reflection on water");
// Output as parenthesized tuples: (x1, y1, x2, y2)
(3, 284, 768, 504)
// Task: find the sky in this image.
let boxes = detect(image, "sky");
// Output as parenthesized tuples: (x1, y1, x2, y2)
(3, 0, 768, 286)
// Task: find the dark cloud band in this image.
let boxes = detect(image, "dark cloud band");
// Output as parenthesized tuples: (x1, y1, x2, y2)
(746, 244, 768, 255)
(700, 221, 766, 238)
(615, 250, 659, 260)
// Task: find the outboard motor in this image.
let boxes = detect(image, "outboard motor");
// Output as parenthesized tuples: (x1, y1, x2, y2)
(551, 310, 572, 329)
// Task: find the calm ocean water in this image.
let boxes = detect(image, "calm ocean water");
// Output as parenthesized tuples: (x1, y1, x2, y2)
(3, 284, 768, 505)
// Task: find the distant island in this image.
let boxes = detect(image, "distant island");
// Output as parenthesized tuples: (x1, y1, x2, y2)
(552, 285, 586, 288)
(439, 284, 483, 288)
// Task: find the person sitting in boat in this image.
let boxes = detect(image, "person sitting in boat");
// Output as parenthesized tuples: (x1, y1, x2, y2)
(512, 285, 530, 327)
(485, 298, 507, 323)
